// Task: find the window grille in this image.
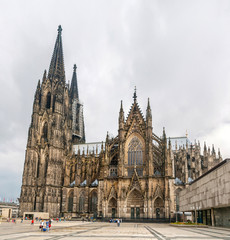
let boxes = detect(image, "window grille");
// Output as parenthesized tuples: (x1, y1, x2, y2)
(128, 137, 143, 166)
(110, 168, 117, 177)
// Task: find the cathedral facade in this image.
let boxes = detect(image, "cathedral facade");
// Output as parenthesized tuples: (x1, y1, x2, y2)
(20, 26, 222, 219)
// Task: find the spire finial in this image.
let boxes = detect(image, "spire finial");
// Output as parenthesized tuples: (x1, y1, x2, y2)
(58, 25, 62, 34)
(73, 64, 77, 72)
(146, 97, 152, 120)
(147, 98, 150, 108)
(106, 131, 109, 142)
(120, 100, 123, 111)
(163, 127, 166, 139)
(43, 69, 47, 81)
(133, 86, 137, 102)
(186, 130, 188, 138)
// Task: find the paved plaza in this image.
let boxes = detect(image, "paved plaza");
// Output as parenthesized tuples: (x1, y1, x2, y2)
(0, 221, 230, 240)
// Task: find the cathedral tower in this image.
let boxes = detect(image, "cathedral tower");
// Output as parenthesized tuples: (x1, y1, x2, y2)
(70, 64, 85, 144)
(20, 26, 84, 217)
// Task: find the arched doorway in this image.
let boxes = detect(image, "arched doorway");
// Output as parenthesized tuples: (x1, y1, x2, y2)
(108, 197, 117, 218)
(127, 189, 144, 219)
(154, 197, 164, 219)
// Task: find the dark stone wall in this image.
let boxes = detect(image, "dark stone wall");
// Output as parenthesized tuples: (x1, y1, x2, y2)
(214, 207, 230, 227)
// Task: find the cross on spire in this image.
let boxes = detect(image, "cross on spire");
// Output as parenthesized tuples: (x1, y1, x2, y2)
(133, 86, 137, 102)
(73, 64, 77, 72)
(58, 25, 62, 34)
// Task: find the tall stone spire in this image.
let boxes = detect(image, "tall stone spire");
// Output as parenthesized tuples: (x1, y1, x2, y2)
(71, 63, 85, 144)
(70, 64, 79, 100)
(118, 100, 125, 141)
(48, 25, 65, 82)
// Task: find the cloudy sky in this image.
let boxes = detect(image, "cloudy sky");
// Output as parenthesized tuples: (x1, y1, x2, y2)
(0, 0, 230, 200)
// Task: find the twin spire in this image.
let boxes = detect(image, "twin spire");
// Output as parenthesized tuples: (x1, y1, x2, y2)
(70, 64, 79, 100)
(48, 25, 65, 82)
(47, 25, 79, 100)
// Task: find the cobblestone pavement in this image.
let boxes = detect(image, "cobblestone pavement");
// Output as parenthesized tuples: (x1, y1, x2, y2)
(0, 221, 230, 240)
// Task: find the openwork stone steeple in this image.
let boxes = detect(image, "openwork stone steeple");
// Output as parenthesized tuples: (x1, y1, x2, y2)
(48, 25, 65, 82)
(70, 64, 79, 100)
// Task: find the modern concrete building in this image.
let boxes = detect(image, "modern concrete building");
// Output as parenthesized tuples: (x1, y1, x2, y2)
(0, 202, 19, 219)
(23, 212, 49, 220)
(179, 159, 230, 227)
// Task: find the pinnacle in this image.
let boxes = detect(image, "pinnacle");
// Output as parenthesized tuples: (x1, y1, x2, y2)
(120, 100, 123, 112)
(146, 97, 152, 120)
(37, 79, 40, 89)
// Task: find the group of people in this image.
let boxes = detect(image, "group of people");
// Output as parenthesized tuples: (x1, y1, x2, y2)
(6, 218, 16, 223)
(109, 218, 122, 227)
(39, 219, 52, 231)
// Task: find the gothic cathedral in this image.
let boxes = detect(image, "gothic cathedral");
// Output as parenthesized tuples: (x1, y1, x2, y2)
(20, 26, 222, 219)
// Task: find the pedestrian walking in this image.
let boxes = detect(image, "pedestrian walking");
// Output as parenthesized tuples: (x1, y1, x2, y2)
(117, 219, 120, 227)
(40, 220, 44, 231)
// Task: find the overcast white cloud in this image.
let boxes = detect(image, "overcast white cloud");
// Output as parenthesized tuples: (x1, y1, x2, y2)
(0, 0, 230, 199)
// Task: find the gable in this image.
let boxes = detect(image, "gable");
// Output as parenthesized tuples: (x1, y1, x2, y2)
(124, 101, 146, 140)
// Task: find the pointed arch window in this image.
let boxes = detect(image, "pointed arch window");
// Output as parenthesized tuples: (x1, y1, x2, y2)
(90, 191, 98, 212)
(79, 194, 85, 212)
(37, 157, 40, 178)
(42, 122, 48, 142)
(68, 191, 74, 212)
(44, 156, 48, 178)
(52, 94, 56, 112)
(128, 137, 143, 166)
(46, 92, 51, 109)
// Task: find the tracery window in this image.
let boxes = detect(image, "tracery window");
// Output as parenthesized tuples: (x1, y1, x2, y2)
(79, 194, 85, 212)
(128, 137, 143, 166)
(110, 167, 117, 177)
(90, 191, 98, 212)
